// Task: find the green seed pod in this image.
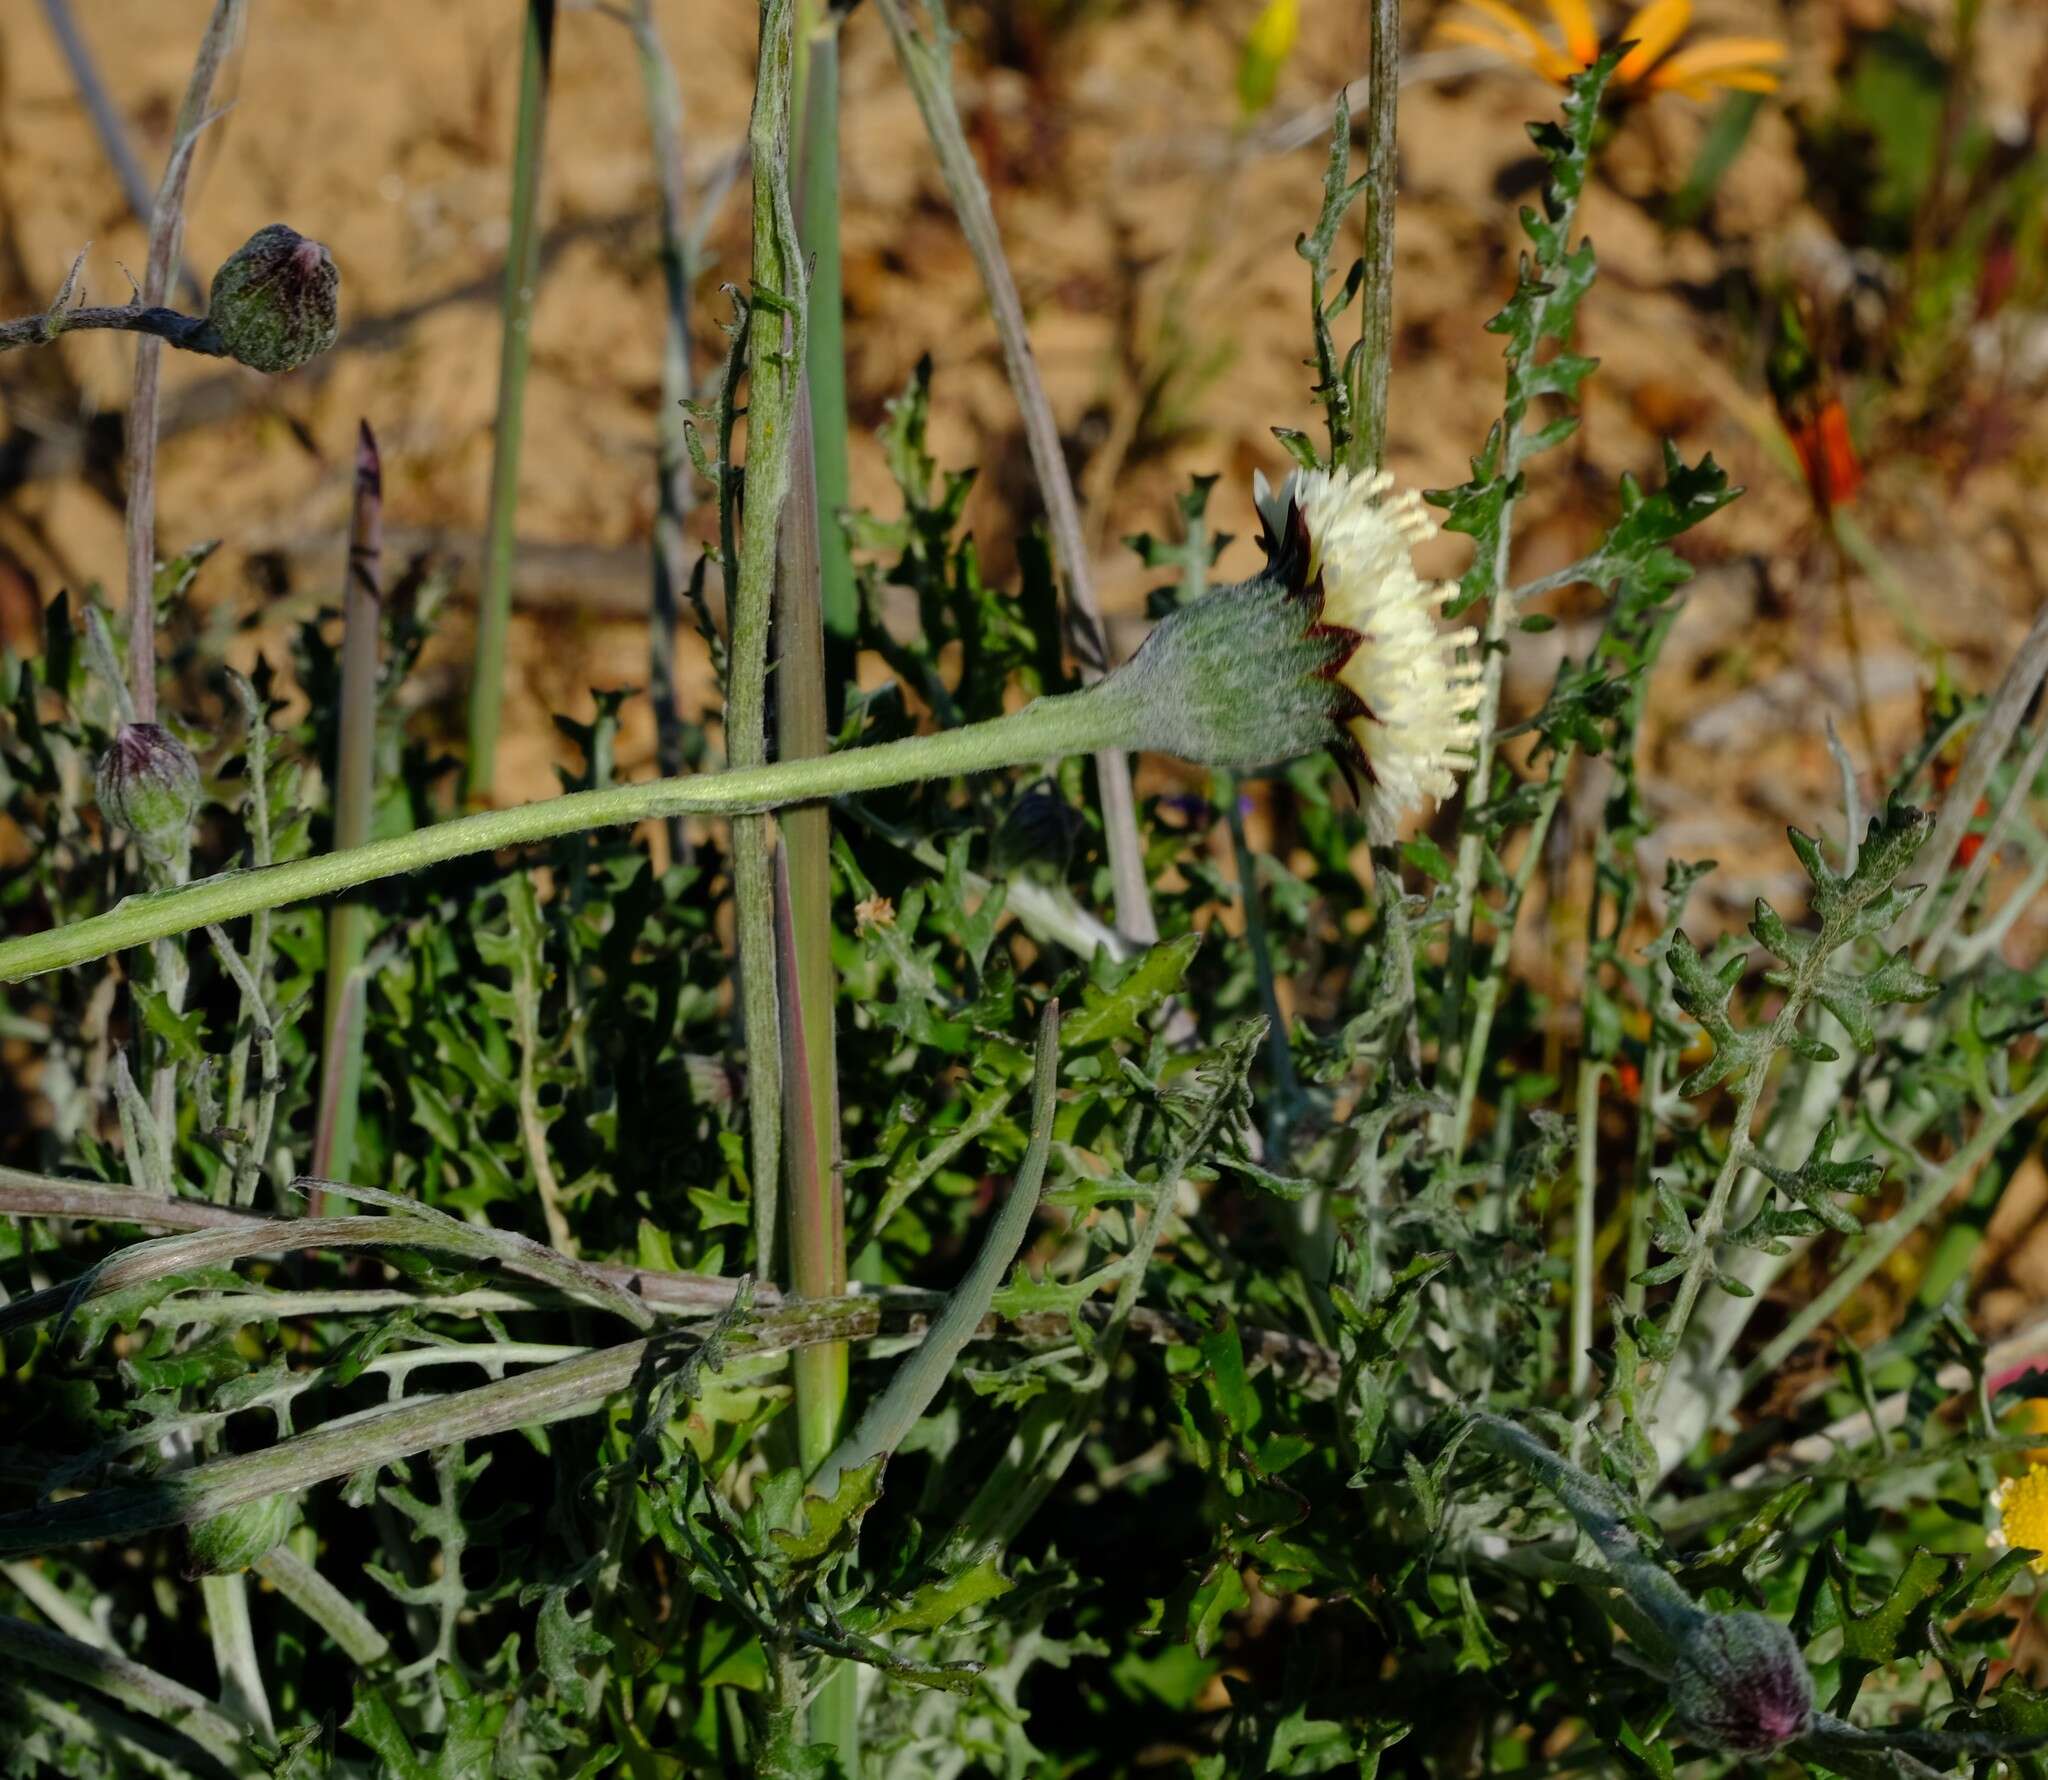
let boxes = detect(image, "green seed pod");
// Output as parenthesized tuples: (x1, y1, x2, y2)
(1671, 1611, 1815, 1752)
(95, 723, 200, 866)
(206, 224, 340, 373)
(186, 1491, 297, 1576)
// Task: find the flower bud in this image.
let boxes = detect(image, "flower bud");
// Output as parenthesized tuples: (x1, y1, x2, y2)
(187, 1492, 297, 1575)
(206, 224, 340, 373)
(1670, 1611, 1814, 1752)
(95, 723, 200, 866)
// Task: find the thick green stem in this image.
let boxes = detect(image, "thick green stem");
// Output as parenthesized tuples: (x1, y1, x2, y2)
(466, 0, 556, 801)
(736, 0, 810, 1279)
(1346, 0, 1400, 476)
(312, 421, 381, 1186)
(798, 17, 859, 662)
(0, 686, 1139, 985)
(812, 1003, 1058, 1499)
(776, 388, 853, 1780)
(777, 390, 847, 1482)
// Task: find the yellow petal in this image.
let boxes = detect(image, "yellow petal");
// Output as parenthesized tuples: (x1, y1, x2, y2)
(1542, 0, 1601, 64)
(1613, 0, 1691, 83)
(1452, 0, 1579, 79)
(1646, 34, 1787, 86)
(1433, 16, 1549, 72)
(1660, 66, 1781, 96)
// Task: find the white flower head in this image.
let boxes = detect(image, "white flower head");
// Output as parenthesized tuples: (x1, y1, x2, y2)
(1253, 464, 1483, 841)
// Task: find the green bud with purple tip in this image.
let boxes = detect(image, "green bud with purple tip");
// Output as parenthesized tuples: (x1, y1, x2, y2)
(207, 224, 339, 373)
(95, 722, 200, 867)
(1671, 1611, 1815, 1753)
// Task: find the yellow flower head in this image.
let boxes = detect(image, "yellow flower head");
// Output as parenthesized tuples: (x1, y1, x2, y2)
(1990, 1466, 2048, 1572)
(1435, 0, 1786, 99)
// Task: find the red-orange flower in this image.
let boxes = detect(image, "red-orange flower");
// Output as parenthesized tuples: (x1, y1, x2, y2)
(1786, 397, 1863, 512)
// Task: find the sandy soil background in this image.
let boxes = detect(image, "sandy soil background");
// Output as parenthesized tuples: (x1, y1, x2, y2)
(2, 3, 2045, 1306)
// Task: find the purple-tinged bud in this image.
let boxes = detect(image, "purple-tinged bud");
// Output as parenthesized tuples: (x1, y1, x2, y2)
(1671, 1612, 1815, 1753)
(95, 723, 200, 865)
(206, 224, 339, 373)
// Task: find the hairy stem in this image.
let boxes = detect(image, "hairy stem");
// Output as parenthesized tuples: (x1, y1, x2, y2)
(253, 1546, 391, 1667)
(0, 683, 1140, 984)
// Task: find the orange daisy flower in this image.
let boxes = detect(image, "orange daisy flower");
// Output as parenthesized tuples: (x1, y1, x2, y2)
(1435, 0, 1786, 99)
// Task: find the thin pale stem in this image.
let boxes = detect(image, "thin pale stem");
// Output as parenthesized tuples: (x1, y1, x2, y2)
(466, 0, 556, 801)
(222, 674, 278, 1208)
(125, 0, 242, 725)
(2, 1559, 108, 1646)
(37, 0, 165, 264)
(204, 927, 279, 1212)
(1449, 749, 1572, 1152)
(873, 0, 1157, 944)
(1570, 1059, 1602, 1398)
